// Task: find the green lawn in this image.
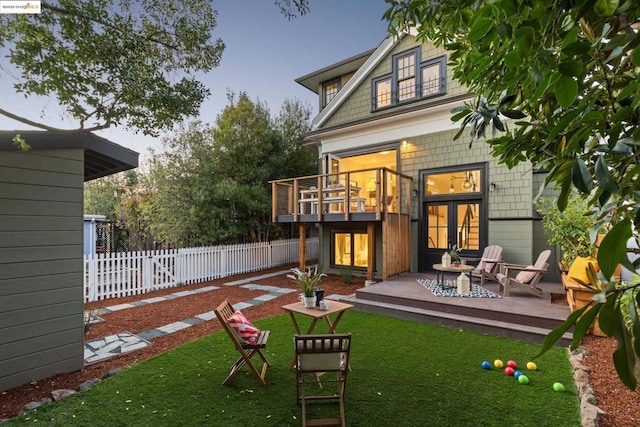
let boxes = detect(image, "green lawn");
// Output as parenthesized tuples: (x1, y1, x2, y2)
(8, 311, 581, 426)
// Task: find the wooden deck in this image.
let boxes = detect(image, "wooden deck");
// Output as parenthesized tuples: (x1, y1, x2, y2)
(341, 272, 574, 346)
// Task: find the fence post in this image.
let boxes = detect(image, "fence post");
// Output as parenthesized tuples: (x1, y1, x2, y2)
(86, 254, 96, 302)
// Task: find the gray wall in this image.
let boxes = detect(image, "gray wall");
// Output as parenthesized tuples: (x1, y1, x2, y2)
(0, 149, 85, 391)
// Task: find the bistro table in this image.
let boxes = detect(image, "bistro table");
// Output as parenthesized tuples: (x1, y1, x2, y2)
(432, 263, 474, 290)
(282, 300, 353, 369)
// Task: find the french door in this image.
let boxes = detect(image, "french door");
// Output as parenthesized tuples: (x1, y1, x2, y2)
(424, 200, 482, 269)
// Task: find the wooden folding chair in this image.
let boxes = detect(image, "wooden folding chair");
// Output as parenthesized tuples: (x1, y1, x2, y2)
(214, 299, 270, 386)
(295, 333, 351, 427)
(497, 250, 551, 299)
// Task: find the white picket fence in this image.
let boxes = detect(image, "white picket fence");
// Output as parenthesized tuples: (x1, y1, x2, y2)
(84, 238, 319, 302)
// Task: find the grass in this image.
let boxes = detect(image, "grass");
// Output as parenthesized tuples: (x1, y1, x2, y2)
(8, 311, 581, 426)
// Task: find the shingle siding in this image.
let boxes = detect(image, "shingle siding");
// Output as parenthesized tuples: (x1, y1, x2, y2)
(325, 35, 467, 128)
(0, 149, 85, 392)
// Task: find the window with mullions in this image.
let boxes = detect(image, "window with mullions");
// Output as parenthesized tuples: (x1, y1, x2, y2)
(421, 58, 446, 97)
(323, 79, 340, 107)
(396, 51, 416, 101)
(332, 231, 368, 268)
(371, 49, 446, 110)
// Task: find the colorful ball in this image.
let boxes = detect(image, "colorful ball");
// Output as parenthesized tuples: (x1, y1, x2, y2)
(494, 359, 504, 368)
(504, 367, 515, 376)
(518, 374, 530, 384)
(513, 370, 523, 379)
(507, 360, 517, 369)
(553, 382, 565, 392)
(481, 361, 491, 370)
(526, 362, 538, 371)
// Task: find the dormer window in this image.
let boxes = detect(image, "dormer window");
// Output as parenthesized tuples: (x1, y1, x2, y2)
(322, 78, 340, 107)
(372, 48, 446, 110)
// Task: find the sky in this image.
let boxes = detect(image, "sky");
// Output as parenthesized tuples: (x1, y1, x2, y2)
(0, 0, 392, 164)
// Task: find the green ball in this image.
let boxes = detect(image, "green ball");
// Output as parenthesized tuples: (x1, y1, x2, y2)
(553, 382, 565, 392)
(517, 374, 529, 384)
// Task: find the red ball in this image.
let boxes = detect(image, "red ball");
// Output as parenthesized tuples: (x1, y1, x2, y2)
(507, 360, 517, 369)
(504, 367, 515, 376)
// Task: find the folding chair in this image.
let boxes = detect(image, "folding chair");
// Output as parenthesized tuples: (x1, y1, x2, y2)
(214, 299, 270, 386)
(295, 334, 351, 427)
(497, 250, 551, 299)
(463, 245, 503, 286)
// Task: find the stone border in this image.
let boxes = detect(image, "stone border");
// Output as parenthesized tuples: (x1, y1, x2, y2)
(569, 347, 605, 427)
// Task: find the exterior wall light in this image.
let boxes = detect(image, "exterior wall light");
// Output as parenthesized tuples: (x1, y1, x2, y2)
(489, 182, 497, 192)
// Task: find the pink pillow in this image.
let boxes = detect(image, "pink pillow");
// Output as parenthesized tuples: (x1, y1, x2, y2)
(227, 310, 260, 344)
(515, 266, 537, 283)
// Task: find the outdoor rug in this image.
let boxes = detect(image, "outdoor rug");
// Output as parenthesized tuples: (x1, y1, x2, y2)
(417, 278, 501, 298)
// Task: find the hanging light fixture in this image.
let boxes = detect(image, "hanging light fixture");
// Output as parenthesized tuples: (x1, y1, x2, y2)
(461, 171, 473, 190)
(449, 178, 456, 193)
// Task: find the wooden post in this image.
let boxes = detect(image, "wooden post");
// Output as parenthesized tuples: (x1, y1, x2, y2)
(299, 223, 306, 270)
(367, 222, 375, 280)
(271, 182, 277, 222)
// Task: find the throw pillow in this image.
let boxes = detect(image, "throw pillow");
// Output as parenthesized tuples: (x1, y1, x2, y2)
(515, 266, 537, 284)
(227, 310, 260, 345)
(568, 256, 599, 285)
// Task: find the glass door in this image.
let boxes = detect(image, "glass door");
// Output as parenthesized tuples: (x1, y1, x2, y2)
(424, 201, 481, 269)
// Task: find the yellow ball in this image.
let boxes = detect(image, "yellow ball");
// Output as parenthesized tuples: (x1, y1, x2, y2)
(494, 359, 504, 368)
(526, 362, 537, 371)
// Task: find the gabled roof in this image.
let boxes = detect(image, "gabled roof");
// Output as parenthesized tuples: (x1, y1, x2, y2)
(295, 48, 376, 94)
(0, 130, 139, 181)
(309, 33, 407, 131)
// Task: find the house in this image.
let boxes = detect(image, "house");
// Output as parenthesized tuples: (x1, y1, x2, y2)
(83, 214, 108, 255)
(0, 130, 138, 392)
(270, 31, 558, 282)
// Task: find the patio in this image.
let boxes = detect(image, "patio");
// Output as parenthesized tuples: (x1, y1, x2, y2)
(344, 272, 573, 346)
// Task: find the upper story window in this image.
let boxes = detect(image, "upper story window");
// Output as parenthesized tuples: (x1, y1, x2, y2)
(322, 78, 340, 107)
(396, 51, 416, 101)
(374, 77, 392, 108)
(372, 48, 446, 110)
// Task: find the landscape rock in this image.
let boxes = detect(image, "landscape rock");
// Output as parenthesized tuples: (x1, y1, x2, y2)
(18, 398, 52, 415)
(51, 389, 76, 401)
(76, 378, 101, 391)
(104, 368, 123, 379)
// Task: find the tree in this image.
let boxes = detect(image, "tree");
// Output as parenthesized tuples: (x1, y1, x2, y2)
(0, 0, 309, 143)
(141, 95, 315, 247)
(0, 0, 224, 137)
(384, 0, 640, 389)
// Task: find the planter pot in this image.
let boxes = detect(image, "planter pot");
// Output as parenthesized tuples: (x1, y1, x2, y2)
(300, 294, 317, 308)
(561, 273, 606, 336)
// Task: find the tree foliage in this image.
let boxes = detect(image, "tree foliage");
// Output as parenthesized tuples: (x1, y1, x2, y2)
(0, 0, 224, 136)
(141, 94, 315, 247)
(385, 0, 640, 388)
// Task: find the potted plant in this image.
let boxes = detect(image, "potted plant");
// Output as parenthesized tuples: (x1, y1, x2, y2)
(534, 194, 597, 272)
(287, 266, 326, 308)
(449, 245, 462, 266)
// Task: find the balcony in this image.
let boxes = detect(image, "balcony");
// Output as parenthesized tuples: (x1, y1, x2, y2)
(270, 167, 412, 223)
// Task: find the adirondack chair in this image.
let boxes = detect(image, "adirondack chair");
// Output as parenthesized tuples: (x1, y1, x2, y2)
(214, 299, 270, 386)
(463, 245, 503, 286)
(497, 250, 552, 299)
(295, 333, 351, 427)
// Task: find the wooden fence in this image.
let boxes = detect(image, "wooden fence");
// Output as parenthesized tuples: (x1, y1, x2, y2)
(84, 238, 319, 302)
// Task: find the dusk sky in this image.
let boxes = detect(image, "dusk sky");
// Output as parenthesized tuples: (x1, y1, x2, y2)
(0, 1, 392, 162)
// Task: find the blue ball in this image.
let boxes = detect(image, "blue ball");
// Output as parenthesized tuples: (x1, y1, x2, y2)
(481, 361, 491, 370)
(514, 370, 523, 379)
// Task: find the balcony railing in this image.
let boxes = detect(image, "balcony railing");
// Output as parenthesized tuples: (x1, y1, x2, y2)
(270, 167, 412, 223)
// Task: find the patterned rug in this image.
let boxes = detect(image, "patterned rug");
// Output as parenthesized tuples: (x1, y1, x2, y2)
(417, 278, 501, 298)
